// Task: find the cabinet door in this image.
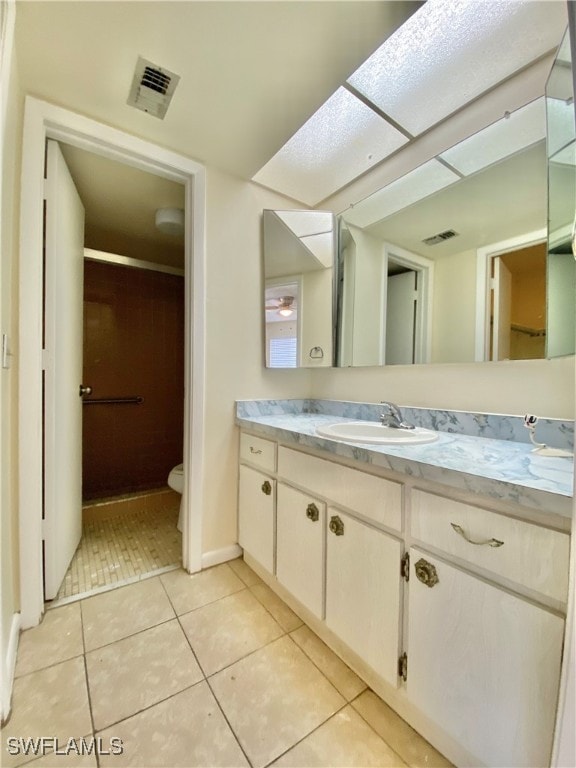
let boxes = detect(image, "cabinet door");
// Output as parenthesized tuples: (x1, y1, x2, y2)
(326, 509, 402, 687)
(277, 483, 325, 618)
(407, 548, 565, 768)
(238, 465, 275, 573)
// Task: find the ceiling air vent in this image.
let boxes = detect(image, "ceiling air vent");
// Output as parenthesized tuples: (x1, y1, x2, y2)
(127, 56, 180, 120)
(422, 229, 459, 246)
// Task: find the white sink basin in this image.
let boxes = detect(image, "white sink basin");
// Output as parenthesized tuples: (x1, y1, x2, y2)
(316, 421, 439, 445)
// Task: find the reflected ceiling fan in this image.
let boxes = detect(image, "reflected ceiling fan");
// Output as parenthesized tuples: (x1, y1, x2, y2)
(265, 295, 295, 316)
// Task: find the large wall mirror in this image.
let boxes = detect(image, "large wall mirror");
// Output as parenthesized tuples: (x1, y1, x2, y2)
(263, 210, 336, 368)
(337, 95, 554, 367)
(335, 29, 576, 368)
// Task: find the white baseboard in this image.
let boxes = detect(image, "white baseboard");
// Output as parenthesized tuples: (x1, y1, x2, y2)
(1, 612, 21, 722)
(201, 544, 242, 570)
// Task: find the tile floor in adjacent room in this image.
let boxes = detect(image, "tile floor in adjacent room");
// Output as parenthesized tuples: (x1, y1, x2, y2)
(56, 491, 182, 601)
(3, 559, 453, 768)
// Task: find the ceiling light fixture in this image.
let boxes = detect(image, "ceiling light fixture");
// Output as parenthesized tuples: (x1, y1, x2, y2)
(155, 208, 184, 236)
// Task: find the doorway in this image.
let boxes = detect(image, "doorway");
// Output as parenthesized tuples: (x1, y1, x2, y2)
(476, 229, 547, 362)
(43, 140, 189, 603)
(18, 98, 206, 629)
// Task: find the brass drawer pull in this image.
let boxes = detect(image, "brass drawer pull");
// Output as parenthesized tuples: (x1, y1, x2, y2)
(250, 447, 263, 455)
(415, 558, 439, 588)
(306, 503, 319, 522)
(329, 515, 344, 536)
(261, 480, 272, 496)
(451, 522, 504, 548)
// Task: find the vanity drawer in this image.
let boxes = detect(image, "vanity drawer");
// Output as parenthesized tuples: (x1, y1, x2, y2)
(278, 446, 402, 531)
(410, 490, 570, 602)
(240, 432, 276, 472)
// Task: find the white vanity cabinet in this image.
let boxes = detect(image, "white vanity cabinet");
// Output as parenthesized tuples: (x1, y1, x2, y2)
(237, 430, 571, 768)
(326, 508, 402, 687)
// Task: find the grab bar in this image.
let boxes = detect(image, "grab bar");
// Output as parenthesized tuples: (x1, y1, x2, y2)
(83, 396, 144, 405)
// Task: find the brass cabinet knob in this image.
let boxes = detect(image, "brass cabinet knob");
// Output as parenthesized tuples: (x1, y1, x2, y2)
(261, 480, 272, 496)
(329, 515, 345, 536)
(415, 558, 439, 588)
(306, 503, 319, 522)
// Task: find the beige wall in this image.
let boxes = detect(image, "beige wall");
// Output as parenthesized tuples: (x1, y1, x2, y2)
(300, 267, 333, 367)
(202, 168, 311, 555)
(1, 24, 22, 685)
(347, 226, 385, 366)
(431, 249, 477, 363)
(310, 356, 574, 419)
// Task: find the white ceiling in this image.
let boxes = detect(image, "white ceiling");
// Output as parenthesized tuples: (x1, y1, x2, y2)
(14, 1, 420, 264)
(15, 1, 421, 181)
(60, 144, 185, 268)
(14, 1, 567, 264)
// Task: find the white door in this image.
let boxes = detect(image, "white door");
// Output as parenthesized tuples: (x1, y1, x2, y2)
(43, 140, 85, 599)
(238, 465, 275, 573)
(407, 549, 565, 767)
(385, 271, 417, 365)
(276, 483, 325, 618)
(326, 509, 402, 687)
(492, 256, 512, 360)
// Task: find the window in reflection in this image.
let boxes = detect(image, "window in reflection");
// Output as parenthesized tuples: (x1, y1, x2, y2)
(265, 280, 300, 368)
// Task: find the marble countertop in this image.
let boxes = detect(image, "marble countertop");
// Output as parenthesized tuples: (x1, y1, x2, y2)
(236, 408, 574, 519)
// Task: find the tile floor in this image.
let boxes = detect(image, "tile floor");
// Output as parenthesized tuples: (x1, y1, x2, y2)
(56, 492, 181, 601)
(3, 560, 452, 768)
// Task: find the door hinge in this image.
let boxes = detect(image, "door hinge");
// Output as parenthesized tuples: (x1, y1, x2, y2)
(398, 652, 408, 682)
(400, 552, 410, 581)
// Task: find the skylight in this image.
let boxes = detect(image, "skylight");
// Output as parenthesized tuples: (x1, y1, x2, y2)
(439, 98, 546, 176)
(252, 0, 567, 206)
(347, 1, 562, 136)
(253, 88, 408, 207)
(343, 160, 460, 229)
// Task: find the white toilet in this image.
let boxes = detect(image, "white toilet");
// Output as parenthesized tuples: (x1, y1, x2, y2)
(168, 463, 184, 531)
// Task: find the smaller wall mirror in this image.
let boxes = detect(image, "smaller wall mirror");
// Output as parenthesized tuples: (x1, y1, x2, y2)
(263, 210, 336, 368)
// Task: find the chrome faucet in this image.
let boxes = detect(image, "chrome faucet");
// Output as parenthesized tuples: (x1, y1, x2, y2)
(380, 401, 414, 430)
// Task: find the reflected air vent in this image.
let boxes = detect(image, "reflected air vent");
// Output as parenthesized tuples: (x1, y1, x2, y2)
(422, 229, 459, 246)
(127, 57, 180, 120)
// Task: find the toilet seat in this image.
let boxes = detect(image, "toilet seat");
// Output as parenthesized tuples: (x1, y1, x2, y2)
(168, 463, 184, 494)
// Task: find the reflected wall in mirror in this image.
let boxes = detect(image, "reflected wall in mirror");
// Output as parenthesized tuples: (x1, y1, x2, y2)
(263, 210, 336, 368)
(337, 95, 554, 367)
(546, 28, 576, 358)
